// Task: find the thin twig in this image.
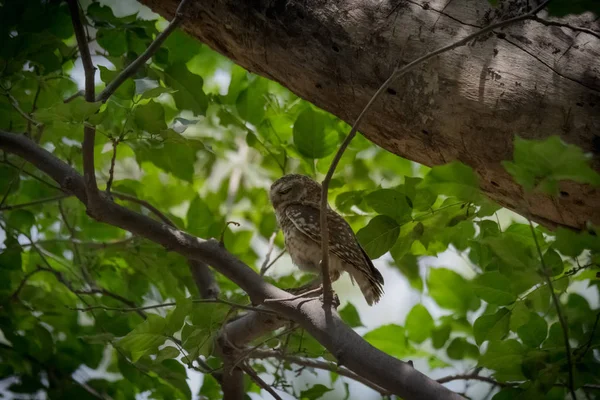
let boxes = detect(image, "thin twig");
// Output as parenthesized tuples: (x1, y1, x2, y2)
(528, 220, 576, 400)
(10, 267, 44, 300)
(58, 199, 83, 268)
(64, 90, 84, 103)
(260, 232, 278, 275)
(14, 236, 136, 250)
(318, 0, 551, 312)
(69, 298, 278, 315)
(105, 139, 118, 193)
(72, 288, 146, 319)
(240, 363, 284, 400)
(112, 191, 174, 227)
(576, 311, 600, 360)
(95, 0, 192, 103)
(528, 16, 600, 40)
(251, 349, 391, 395)
(4, 92, 43, 129)
(2, 159, 63, 191)
(0, 194, 70, 211)
(263, 287, 322, 303)
(261, 249, 286, 276)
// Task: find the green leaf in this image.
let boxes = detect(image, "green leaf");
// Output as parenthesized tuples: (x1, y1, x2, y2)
(199, 374, 222, 398)
(119, 314, 167, 362)
(446, 337, 478, 360)
(473, 308, 510, 345)
(34, 97, 101, 124)
(138, 86, 175, 100)
(0, 165, 20, 195)
(131, 141, 197, 182)
(510, 301, 531, 332)
(478, 339, 525, 381)
(366, 189, 412, 223)
(339, 303, 362, 328)
(392, 253, 423, 291)
(165, 298, 192, 335)
(356, 215, 400, 259)
(163, 64, 208, 115)
(502, 136, 600, 194)
(517, 312, 548, 348)
(155, 346, 180, 363)
(431, 324, 451, 349)
(7, 210, 35, 232)
(406, 304, 434, 343)
(293, 107, 338, 159)
(99, 66, 134, 99)
(187, 196, 216, 239)
(97, 28, 127, 56)
(236, 80, 268, 126)
(427, 268, 479, 313)
(363, 325, 409, 358)
(134, 100, 167, 132)
(163, 30, 202, 64)
(300, 384, 333, 400)
(473, 272, 517, 305)
(420, 161, 481, 201)
(542, 248, 564, 276)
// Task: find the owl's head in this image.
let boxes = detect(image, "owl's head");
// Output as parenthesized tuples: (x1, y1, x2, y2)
(270, 174, 321, 209)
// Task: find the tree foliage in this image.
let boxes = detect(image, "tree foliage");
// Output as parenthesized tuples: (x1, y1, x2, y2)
(0, 1, 599, 399)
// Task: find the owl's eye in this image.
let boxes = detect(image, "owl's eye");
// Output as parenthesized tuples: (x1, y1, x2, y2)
(278, 187, 292, 195)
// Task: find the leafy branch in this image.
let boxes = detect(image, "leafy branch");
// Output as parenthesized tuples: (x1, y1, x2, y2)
(0, 129, 462, 399)
(319, 0, 551, 310)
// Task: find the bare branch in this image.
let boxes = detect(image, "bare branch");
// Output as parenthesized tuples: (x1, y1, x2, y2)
(66, 0, 101, 206)
(105, 139, 119, 193)
(0, 129, 463, 400)
(528, 220, 576, 400)
(64, 90, 84, 104)
(260, 248, 286, 276)
(66, 0, 95, 100)
(528, 16, 600, 40)
(240, 363, 283, 400)
(95, 0, 192, 103)
(4, 92, 43, 129)
(112, 191, 176, 227)
(260, 232, 278, 275)
(251, 349, 391, 395)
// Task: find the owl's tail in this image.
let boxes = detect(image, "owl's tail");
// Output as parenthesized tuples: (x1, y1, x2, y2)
(351, 247, 385, 306)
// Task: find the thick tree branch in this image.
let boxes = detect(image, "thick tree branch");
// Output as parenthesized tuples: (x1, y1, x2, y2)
(0, 129, 462, 399)
(319, 0, 551, 309)
(94, 0, 191, 103)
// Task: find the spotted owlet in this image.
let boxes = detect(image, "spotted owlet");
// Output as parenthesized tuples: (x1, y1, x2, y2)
(269, 174, 384, 305)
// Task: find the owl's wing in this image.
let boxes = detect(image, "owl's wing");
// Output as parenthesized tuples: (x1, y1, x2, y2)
(284, 202, 368, 269)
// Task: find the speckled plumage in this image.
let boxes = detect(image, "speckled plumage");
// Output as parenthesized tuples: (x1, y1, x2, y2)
(269, 174, 384, 305)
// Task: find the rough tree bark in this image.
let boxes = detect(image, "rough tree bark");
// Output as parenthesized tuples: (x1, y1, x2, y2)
(139, 0, 600, 230)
